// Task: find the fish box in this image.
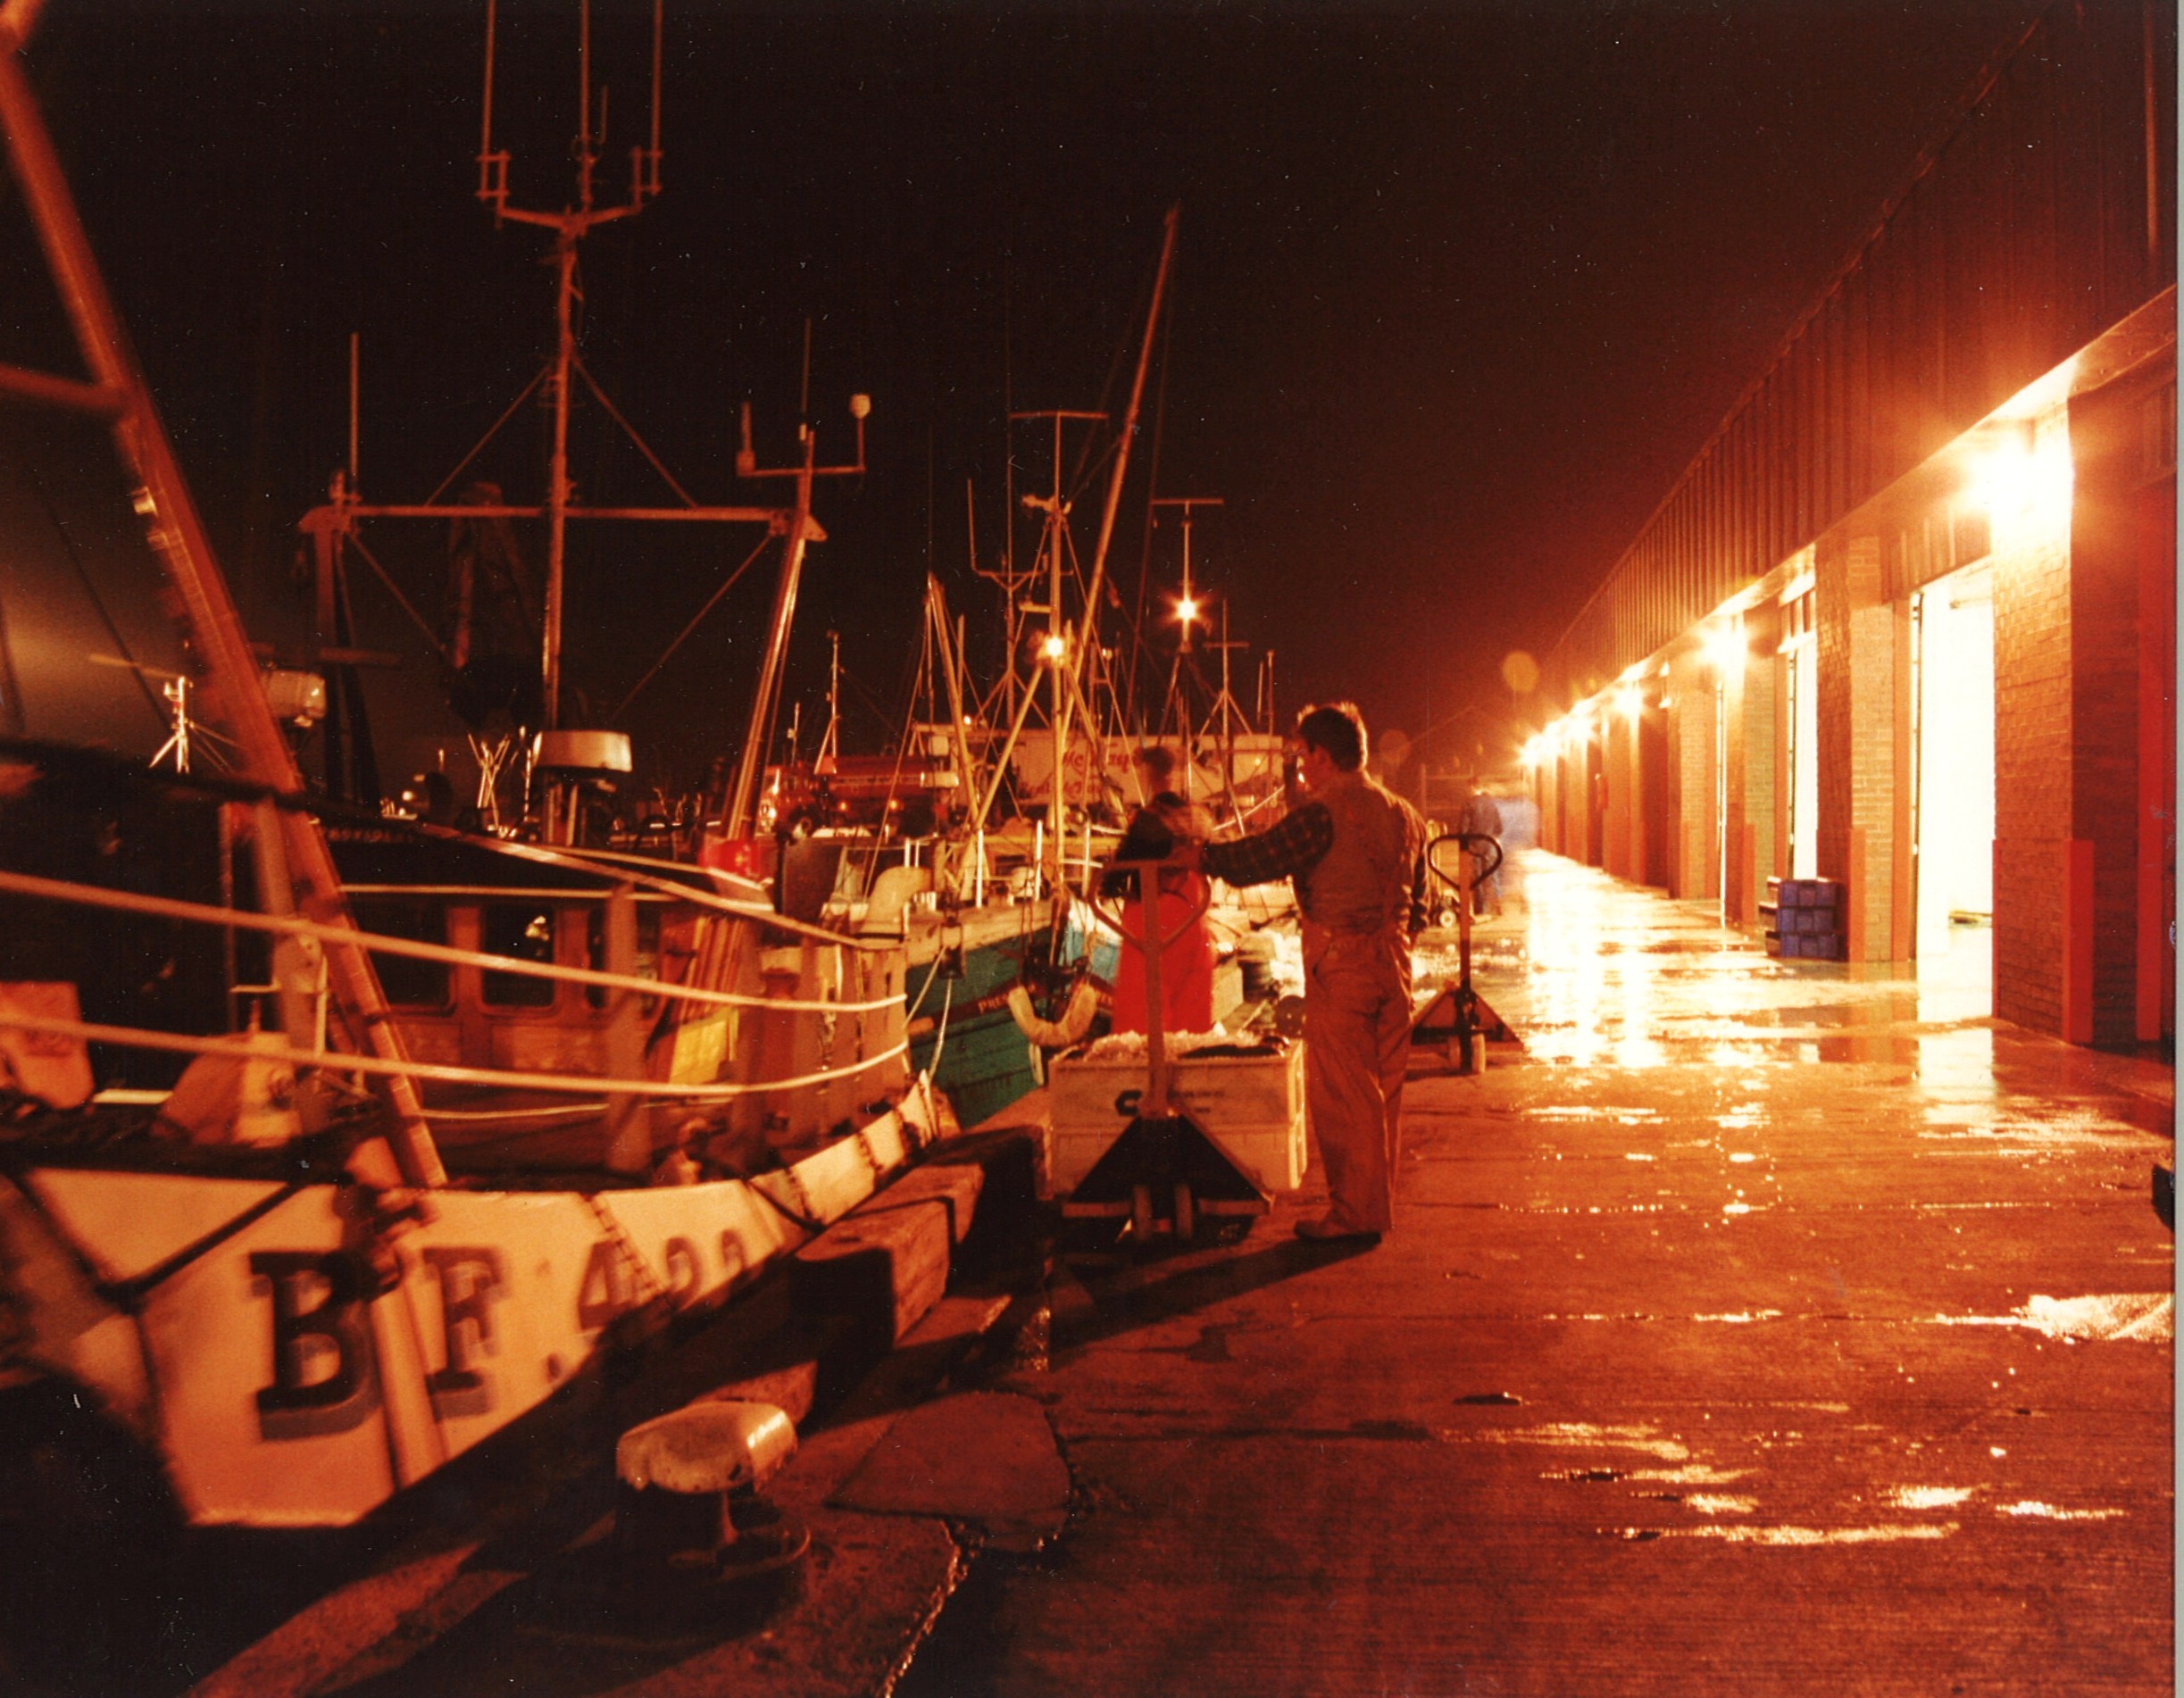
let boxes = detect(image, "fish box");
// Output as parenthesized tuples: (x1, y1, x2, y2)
(1045, 1039, 1307, 1198)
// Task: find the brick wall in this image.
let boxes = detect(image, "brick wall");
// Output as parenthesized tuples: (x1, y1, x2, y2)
(2067, 361, 2174, 1045)
(1639, 701, 1670, 888)
(1721, 624, 1749, 922)
(1815, 532, 1854, 887)
(1670, 652, 1713, 899)
(1992, 402, 2077, 1034)
(1849, 537, 1897, 961)
(1817, 531, 1898, 958)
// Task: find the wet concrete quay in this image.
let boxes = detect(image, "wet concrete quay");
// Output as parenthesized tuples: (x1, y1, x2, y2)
(174, 849, 2171, 1698)
(895, 850, 2173, 1697)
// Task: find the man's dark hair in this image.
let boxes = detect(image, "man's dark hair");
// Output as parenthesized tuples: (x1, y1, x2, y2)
(1132, 745, 1177, 784)
(1295, 702, 1366, 771)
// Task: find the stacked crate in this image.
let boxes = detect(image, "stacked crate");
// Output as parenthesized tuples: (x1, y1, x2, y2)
(1762, 878, 1846, 959)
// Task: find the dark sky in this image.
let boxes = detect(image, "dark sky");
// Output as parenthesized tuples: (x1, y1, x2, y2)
(4, 0, 2046, 787)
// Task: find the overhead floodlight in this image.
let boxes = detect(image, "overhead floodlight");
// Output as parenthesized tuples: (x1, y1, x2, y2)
(1701, 620, 1746, 675)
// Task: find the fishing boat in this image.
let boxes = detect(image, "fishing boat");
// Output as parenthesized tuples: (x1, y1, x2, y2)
(726, 215, 1196, 1133)
(0, 2, 962, 1607)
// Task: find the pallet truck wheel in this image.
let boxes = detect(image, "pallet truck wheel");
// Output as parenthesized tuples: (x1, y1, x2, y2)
(1172, 1184, 1196, 1240)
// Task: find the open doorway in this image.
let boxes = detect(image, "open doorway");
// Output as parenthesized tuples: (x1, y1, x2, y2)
(1913, 560, 1996, 967)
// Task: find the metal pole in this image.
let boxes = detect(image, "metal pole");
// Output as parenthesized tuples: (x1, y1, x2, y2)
(542, 225, 577, 728)
(347, 332, 361, 488)
(1046, 419, 1069, 896)
(1079, 204, 1178, 645)
(725, 437, 816, 837)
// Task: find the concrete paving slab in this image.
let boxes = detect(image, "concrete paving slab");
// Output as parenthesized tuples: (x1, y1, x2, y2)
(830, 1391, 1071, 1553)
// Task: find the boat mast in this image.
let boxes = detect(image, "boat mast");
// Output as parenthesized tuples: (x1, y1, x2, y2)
(475, 0, 665, 730)
(1069, 204, 1179, 848)
(1151, 493, 1221, 760)
(1008, 410, 1098, 896)
(306, 0, 830, 848)
(1078, 205, 1179, 653)
(725, 392, 870, 840)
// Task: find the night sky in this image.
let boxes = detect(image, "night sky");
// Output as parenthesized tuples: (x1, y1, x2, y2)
(3, 0, 2046, 792)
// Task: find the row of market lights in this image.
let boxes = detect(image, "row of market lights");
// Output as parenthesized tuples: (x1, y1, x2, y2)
(1520, 612, 1749, 770)
(1516, 423, 2053, 771)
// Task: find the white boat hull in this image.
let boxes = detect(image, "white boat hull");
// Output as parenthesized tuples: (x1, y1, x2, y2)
(0, 1084, 941, 1528)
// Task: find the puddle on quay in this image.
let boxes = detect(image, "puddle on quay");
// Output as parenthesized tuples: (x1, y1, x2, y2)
(1685, 1494, 1759, 1514)
(1885, 1486, 1976, 1510)
(1451, 1421, 1690, 1461)
(1929, 1292, 2173, 1343)
(1609, 1522, 1960, 1545)
(1550, 1462, 1756, 1486)
(1529, 1310, 1788, 1322)
(1630, 1464, 1754, 1485)
(1917, 1109, 2166, 1152)
(1997, 1501, 2127, 1521)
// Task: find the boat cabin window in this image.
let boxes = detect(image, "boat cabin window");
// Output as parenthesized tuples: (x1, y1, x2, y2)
(586, 903, 663, 1011)
(351, 898, 450, 1009)
(481, 903, 559, 1008)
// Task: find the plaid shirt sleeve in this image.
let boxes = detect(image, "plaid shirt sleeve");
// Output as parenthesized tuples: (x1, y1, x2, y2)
(1202, 801, 1335, 887)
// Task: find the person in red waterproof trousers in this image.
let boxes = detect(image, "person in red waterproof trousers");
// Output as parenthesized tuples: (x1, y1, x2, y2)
(1103, 746, 1216, 1036)
(1189, 703, 1426, 1244)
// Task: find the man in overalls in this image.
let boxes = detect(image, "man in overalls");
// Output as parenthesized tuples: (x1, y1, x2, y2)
(1195, 703, 1426, 1244)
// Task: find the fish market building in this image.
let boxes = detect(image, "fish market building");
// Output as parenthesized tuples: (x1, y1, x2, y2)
(1526, 2, 2176, 1051)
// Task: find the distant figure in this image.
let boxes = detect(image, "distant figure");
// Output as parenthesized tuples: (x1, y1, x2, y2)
(1194, 703, 1426, 1245)
(1103, 746, 1215, 1037)
(1459, 786, 1504, 916)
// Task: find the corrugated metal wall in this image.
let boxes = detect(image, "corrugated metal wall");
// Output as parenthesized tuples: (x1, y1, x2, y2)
(1546, 1, 2176, 704)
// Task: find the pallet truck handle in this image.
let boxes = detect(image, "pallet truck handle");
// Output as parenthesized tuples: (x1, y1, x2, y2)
(1088, 857, 1215, 957)
(1427, 831, 1502, 893)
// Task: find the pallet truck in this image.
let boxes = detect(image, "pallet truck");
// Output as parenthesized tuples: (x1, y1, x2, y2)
(1411, 831, 1520, 1074)
(1061, 859, 1270, 1248)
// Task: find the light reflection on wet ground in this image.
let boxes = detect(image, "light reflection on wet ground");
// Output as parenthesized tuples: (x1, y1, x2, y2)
(1442, 851, 2006, 1075)
(926, 847, 2171, 1696)
(1400, 849, 2171, 1572)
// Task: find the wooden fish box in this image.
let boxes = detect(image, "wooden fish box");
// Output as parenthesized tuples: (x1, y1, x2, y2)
(1045, 1039, 1307, 1198)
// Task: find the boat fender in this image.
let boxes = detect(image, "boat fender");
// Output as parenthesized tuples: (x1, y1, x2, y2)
(1007, 978, 1100, 1048)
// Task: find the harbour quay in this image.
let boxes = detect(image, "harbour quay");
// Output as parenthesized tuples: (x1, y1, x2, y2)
(174, 850, 2172, 1697)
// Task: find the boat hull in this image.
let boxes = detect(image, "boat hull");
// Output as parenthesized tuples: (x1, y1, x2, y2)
(903, 897, 1117, 1128)
(0, 1083, 941, 1529)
